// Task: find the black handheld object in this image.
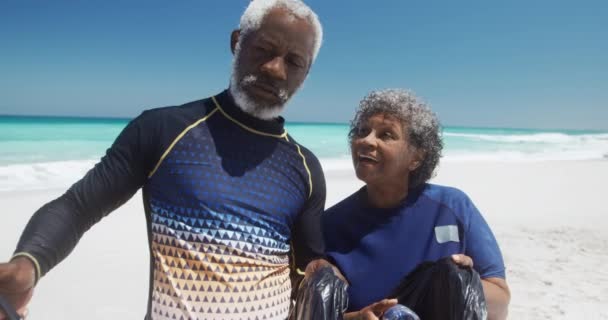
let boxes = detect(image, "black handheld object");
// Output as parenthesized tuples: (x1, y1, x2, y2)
(289, 266, 349, 320)
(0, 296, 20, 320)
(389, 257, 488, 320)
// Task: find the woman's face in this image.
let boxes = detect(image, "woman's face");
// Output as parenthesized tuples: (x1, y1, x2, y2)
(351, 113, 422, 189)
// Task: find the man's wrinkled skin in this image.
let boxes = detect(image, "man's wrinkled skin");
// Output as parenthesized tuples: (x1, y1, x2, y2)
(0, 257, 35, 319)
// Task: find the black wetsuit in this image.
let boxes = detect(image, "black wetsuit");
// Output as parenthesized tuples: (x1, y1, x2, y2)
(14, 90, 326, 320)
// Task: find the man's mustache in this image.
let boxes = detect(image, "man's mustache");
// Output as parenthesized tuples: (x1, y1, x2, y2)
(241, 74, 289, 101)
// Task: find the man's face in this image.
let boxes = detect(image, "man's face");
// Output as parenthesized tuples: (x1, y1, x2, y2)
(230, 7, 316, 118)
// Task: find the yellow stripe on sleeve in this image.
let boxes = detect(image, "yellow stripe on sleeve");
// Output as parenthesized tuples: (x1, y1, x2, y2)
(148, 107, 219, 178)
(11, 252, 41, 285)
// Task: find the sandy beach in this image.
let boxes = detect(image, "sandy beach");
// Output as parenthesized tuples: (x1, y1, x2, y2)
(1, 160, 607, 319)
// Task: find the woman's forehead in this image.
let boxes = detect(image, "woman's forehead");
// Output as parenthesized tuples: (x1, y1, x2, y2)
(363, 112, 406, 126)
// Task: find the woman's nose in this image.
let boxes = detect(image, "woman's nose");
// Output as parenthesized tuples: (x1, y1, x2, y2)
(358, 131, 377, 148)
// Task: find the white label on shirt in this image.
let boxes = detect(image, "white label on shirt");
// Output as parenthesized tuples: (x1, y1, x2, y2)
(435, 225, 460, 243)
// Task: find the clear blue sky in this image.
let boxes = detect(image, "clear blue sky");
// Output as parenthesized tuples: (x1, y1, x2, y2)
(1, 1, 606, 130)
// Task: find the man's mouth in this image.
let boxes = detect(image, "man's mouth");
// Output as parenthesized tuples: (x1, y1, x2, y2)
(251, 82, 280, 96)
(238, 74, 289, 104)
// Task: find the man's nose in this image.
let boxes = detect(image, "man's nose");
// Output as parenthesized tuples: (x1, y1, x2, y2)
(261, 56, 287, 81)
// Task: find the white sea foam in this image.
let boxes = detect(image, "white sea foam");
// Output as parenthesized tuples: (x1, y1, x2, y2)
(317, 150, 608, 174)
(442, 150, 608, 162)
(0, 160, 97, 192)
(444, 132, 608, 144)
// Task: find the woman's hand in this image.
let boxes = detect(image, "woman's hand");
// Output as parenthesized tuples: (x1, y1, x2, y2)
(451, 254, 474, 268)
(343, 299, 398, 320)
(304, 259, 347, 283)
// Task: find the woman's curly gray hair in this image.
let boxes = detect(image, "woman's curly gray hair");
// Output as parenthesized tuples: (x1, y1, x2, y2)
(349, 89, 443, 188)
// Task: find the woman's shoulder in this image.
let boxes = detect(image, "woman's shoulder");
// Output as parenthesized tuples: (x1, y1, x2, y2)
(420, 183, 471, 203)
(418, 184, 479, 220)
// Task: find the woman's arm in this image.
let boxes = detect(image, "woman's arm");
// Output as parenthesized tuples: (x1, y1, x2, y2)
(457, 193, 510, 319)
(482, 277, 510, 320)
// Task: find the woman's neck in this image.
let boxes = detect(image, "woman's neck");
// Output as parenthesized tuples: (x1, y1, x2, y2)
(365, 182, 409, 209)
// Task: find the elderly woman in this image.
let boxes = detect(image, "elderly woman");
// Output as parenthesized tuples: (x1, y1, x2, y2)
(323, 89, 510, 320)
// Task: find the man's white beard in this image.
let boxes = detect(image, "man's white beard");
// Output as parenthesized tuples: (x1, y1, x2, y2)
(229, 73, 287, 120)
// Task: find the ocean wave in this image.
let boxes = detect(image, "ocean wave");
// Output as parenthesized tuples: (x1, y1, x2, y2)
(442, 150, 608, 162)
(319, 153, 608, 172)
(444, 132, 608, 144)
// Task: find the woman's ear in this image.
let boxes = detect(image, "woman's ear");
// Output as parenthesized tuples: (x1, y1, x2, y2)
(409, 150, 425, 171)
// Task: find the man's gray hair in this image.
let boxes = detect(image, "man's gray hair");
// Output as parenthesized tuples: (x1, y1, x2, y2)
(239, 0, 323, 61)
(349, 89, 443, 188)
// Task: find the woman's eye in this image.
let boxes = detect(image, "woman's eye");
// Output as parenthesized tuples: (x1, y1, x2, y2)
(356, 128, 370, 137)
(381, 131, 394, 139)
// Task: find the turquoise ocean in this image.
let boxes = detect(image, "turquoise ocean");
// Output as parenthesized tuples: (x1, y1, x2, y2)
(1, 115, 607, 191)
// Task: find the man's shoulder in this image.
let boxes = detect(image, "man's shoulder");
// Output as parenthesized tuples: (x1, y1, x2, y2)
(126, 97, 218, 136)
(285, 134, 323, 170)
(286, 134, 316, 155)
(139, 97, 215, 122)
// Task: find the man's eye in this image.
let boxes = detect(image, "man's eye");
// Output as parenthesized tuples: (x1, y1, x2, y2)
(254, 45, 275, 55)
(255, 46, 270, 53)
(287, 56, 305, 68)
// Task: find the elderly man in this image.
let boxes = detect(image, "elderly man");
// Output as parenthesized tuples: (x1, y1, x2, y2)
(0, 1, 329, 319)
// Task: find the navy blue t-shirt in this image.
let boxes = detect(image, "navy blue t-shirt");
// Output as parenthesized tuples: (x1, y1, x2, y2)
(323, 184, 505, 311)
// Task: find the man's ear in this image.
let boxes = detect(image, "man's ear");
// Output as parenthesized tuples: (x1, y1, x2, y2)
(230, 29, 241, 54)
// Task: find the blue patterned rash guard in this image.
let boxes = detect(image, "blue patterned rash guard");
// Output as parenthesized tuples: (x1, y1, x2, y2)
(14, 90, 327, 320)
(323, 184, 505, 312)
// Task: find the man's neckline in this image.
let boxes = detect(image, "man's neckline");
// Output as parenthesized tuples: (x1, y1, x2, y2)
(213, 90, 286, 137)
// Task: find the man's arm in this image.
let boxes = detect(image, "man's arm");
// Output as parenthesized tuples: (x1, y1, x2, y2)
(13, 112, 156, 277)
(0, 111, 157, 317)
(288, 147, 328, 302)
(290, 148, 327, 273)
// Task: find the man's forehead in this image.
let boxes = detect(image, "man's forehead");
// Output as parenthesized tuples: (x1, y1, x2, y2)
(252, 9, 315, 54)
(259, 7, 313, 34)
